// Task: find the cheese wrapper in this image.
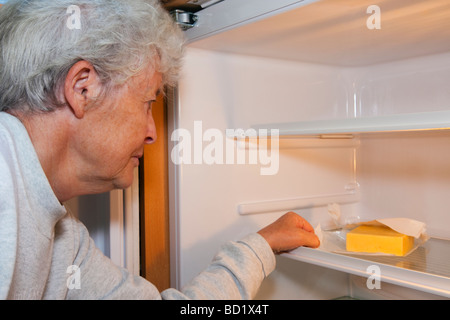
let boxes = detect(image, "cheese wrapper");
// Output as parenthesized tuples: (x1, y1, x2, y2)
(315, 213, 429, 256)
(345, 218, 426, 239)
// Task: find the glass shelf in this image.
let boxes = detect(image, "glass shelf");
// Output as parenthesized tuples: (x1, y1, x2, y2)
(252, 110, 450, 136)
(283, 237, 450, 298)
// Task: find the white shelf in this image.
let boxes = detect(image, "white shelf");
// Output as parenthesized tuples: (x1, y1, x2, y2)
(283, 238, 450, 298)
(251, 110, 450, 136)
(238, 191, 359, 215)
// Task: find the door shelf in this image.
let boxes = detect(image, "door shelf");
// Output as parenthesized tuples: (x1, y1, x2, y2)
(283, 237, 450, 298)
(251, 110, 450, 136)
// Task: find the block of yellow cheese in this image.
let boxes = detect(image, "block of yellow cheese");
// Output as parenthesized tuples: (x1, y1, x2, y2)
(346, 225, 414, 256)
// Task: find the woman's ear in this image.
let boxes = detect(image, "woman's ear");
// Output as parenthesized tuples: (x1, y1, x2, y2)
(64, 61, 102, 119)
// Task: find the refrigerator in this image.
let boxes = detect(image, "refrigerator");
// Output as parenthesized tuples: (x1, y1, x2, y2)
(166, 0, 450, 300)
(72, 0, 450, 299)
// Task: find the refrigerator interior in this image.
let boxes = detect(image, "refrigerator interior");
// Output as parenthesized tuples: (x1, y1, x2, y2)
(170, 0, 450, 299)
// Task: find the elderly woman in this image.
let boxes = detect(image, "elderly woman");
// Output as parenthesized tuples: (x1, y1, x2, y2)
(0, 0, 319, 300)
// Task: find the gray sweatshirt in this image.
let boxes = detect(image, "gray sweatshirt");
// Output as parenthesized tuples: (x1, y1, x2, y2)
(0, 112, 276, 300)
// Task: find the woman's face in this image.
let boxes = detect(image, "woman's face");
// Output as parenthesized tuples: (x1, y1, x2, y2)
(74, 69, 161, 192)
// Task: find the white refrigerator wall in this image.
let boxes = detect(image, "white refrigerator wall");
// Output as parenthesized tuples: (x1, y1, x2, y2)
(171, 46, 450, 299)
(357, 131, 450, 240)
(172, 48, 358, 299)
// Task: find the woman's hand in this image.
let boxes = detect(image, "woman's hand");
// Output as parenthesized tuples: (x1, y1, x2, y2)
(257, 211, 320, 254)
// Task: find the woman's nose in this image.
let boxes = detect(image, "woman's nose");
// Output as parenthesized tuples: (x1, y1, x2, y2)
(145, 113, 157, 145)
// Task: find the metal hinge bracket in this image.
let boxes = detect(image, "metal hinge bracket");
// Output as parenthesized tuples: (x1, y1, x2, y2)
(170, 9, 198, 31)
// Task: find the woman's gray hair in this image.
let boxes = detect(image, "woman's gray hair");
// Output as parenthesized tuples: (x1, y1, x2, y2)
(0, 0, 185, 112)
